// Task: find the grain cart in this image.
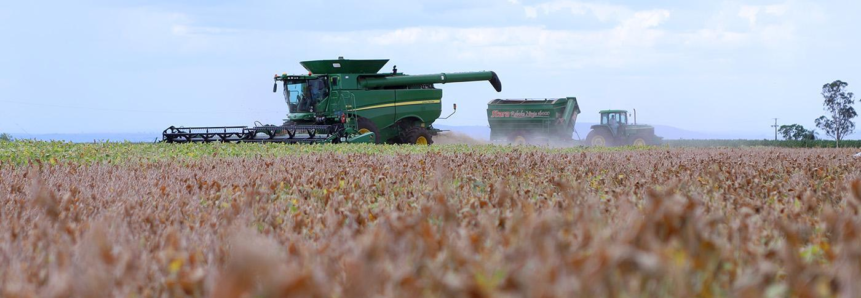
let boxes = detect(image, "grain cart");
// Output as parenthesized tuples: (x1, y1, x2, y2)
(585, 109, 659, 146)
(487, 97, 580, 145)
(163, 57, 502, 144)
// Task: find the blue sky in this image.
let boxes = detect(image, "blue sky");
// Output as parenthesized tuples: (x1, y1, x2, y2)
(1, 0, 859, 138)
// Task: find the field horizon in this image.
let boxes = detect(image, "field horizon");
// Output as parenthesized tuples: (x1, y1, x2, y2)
(9, 122, 861, 144)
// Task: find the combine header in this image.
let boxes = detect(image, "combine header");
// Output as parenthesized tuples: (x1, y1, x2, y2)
(163, 57, 502, 144)
(162, 124, 357, 144)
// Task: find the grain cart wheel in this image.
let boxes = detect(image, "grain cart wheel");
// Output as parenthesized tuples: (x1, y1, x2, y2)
(508, 131, 528, 145)
(357, 117, 381, 144)
(586, 129, 615, 147)
(403, 127, 433, 145)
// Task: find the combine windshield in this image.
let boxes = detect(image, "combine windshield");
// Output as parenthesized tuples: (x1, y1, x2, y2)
(283, 77, 328, 113)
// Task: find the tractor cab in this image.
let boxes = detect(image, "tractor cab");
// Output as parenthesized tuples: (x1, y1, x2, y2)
(599, 110, 628, 137)
(599, 110, 628, 126)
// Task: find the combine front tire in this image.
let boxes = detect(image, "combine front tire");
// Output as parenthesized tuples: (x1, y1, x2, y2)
(586, 129, 615, 147)
(403, 127, 433, 145)
(357, 117, 381, 144)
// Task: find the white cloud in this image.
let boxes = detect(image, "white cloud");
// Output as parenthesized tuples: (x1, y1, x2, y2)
(171, 25, 238, 36)
(738, 4, 788, 27)
(370, 27, 450, 45)
(363, 5, 671, 69)
(521, 0, 631, 22)
(738, 5, 760, 27)
(624, 10, 670, 28)
(369, 5, 670, 49)
(683, 29, 749, 47)
(615, 9, 670, 41)
(102, 8, 250, 55)
(109, 0, 811, 70)
(524, 6, 538, 18)
(118, 1, 812, 70)
(764, 4, 788, 16)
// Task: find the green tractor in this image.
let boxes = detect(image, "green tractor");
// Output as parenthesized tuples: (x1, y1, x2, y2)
(585, 109, 660, 147)
(163, 57, 501, 144)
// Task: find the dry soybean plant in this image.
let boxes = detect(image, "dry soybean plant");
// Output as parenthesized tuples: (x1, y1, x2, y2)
(1, 144, 860, 297)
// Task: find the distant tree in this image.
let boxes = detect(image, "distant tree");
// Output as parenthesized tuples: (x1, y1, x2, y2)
(815, 80, 857, 148)
(802, 129, 818, 141)
(0, 133, 12, 142)
(778, 124, 816, 141)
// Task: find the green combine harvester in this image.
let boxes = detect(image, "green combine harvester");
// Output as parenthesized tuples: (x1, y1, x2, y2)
(486, 97, 580, 145)
(163, 57, 502, 144)
(585, 109, 660, 146)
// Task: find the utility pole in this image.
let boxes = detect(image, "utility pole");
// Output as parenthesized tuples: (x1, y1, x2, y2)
(771, 118, 778, 141)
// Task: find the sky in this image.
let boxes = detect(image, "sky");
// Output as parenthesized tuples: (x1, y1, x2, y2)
(1, 0, 859, 138)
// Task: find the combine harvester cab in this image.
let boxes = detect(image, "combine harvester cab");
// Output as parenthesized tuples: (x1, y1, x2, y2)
(163, 57, 502, 145)
(486, 97, 580, 145)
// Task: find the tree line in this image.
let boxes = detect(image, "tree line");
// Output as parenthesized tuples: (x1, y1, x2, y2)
(780, 80, 857, 148)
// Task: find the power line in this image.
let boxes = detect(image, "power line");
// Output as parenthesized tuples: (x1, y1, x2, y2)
(13, 122, 32, 138)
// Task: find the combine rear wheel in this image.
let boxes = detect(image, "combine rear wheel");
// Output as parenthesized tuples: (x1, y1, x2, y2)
(357, 117, 381, 144)
(403, 127, 433, 145)
(586, 129, 615, 147)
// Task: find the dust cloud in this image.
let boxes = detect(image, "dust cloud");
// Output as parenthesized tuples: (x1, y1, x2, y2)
(432, 131, 585, 147)
(432, 132, 487, 145)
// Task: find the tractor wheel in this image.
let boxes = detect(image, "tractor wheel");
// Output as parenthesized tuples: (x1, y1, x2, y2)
(403, 127, 433, 145)
(629, 133, 651, 146)
(586, 129, 615, 147)
(357, 117, 381, 144)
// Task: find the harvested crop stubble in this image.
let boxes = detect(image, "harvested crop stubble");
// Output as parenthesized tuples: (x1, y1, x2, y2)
(1, 145, 861, 297)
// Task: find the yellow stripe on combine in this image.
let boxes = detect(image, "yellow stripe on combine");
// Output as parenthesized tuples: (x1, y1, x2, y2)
(353, 100, 441, 111)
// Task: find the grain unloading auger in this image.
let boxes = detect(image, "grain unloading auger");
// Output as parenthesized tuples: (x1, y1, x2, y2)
(162, 57, 501, 144)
